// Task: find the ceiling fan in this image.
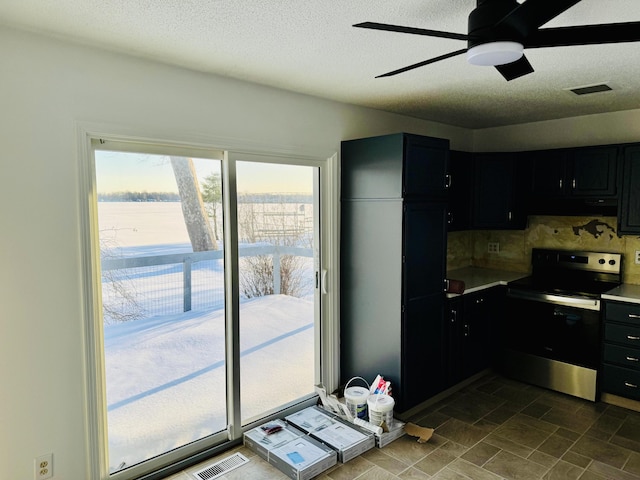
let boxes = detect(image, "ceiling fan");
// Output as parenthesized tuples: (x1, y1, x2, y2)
(355, 0, 640, 81)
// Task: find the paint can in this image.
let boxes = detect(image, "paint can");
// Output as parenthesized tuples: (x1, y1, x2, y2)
(367, 394, 394, 426)
(344, 377, 370, 419)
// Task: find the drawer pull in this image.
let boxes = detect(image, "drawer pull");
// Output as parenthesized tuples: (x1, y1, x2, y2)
(629, 313, 640, 319)
(625, 382, 638, 389)
(627, 335, 640, 341)
(626, 356, 640, 362)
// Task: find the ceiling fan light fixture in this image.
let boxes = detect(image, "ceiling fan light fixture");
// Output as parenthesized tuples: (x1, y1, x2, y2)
(466, 41, 524, 66)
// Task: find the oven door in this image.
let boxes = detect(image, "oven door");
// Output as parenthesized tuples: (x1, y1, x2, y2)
(505, 289, 602, 369)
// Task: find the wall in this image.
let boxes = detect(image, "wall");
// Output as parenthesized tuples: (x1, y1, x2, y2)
(0, 24, 472, 480)
(448, 216, 640, 285)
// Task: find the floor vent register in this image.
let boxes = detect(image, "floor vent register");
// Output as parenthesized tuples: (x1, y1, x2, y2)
(192, 452, 249, 480)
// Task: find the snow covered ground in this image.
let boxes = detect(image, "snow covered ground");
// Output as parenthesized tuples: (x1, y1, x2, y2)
(104, 294, 314, 472)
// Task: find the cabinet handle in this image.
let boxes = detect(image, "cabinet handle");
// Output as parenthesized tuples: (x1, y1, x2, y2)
(629, 313, 640, 319)
(445, 174, 452, 189)
(626, 356, 639, 362)
(627, 335, 640, 341)
(451, 309, 457, 323)
(625, 382, 638, 389)
(476, 298, 484, 304)
(463, 323, 470, 337)
(447, 211, 453, 225)
(572, 178, 576, 189)
(559, 178, 563, 189)
(508, 211, 513, 222)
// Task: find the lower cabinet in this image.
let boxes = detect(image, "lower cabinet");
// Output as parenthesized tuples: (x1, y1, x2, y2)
(446, 287, 504, 387)
(602, 301, 640, 401)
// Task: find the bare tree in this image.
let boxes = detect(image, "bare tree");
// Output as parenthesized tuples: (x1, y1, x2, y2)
(170, 157, 217, 251)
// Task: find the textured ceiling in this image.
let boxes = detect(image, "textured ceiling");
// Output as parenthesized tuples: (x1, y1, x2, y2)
(1, 0, 640, 128)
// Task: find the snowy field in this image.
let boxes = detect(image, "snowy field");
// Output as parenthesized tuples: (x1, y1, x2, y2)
(98, 202, 315, 472)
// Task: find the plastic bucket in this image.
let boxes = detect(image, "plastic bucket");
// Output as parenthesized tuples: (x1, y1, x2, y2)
(344, 377, 370, 419)
(367, 394, 394, 426)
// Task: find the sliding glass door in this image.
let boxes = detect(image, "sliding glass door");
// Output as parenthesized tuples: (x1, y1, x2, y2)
(88, 140, 324, 479)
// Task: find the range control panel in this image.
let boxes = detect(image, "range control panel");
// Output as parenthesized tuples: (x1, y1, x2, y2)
(532, 248, 622, 275)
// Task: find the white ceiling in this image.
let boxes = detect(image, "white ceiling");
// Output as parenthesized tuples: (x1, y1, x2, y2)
(2, 0, 640, 129)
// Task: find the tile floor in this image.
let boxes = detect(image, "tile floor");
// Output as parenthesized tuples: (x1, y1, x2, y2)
(170, 373, 640, 480)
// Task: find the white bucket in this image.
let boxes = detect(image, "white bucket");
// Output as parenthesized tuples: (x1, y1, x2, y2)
(344, 377, 370, 419)
(367, 394, 395, 426)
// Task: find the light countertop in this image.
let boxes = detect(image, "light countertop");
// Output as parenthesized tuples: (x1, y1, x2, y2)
(446, 266, 528, 297)
(602, 284, 640, 305)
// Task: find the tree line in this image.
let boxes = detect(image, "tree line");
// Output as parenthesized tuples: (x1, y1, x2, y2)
(98, 191, 181, 202)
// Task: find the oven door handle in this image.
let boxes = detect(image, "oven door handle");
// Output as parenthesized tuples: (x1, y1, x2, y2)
(507, 289, 601, 311)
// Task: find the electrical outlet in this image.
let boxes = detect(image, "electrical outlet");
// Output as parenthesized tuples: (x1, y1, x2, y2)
(488, 242, 500, 254)
(35, 453, 53, 480)
(636, 250, 640, 265)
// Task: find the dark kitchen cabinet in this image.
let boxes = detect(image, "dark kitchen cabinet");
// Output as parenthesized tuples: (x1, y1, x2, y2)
(569, 146, 618, 197)
(618, 145, 640, 235)
(528, 149, 568, 197)
(340, 133, 449, 413)
(602, 301, 640, 401)
(472, 153, 527, 229)
(447, 150, 473, 231)
(529, 146, 618, 198)
(445, 287, 504, 387)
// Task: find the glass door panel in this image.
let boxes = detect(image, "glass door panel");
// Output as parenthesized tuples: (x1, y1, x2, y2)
(235, 161, 318, 424)
(94, 150, 227, 474)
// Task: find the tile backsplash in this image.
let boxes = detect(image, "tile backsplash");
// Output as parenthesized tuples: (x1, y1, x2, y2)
(447, 215, 640, 285)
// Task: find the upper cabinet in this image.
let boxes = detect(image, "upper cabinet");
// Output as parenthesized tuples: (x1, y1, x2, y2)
(529, 146, 619, 198)
(447, 150, 473, 232)
(569, 146, 619, 197)
(619, 145, 640, 235)
(527, 145, 619, 216)
(340, 133, 450, 200)
(472, 152, 527, 230)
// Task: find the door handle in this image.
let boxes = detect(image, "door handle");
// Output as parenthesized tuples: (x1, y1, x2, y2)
(321, 269, 328, 294)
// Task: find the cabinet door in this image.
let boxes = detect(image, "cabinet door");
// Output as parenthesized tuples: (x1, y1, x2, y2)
(462, 288, 503, 379)
(403, 134, 450, 199)
(446, 296, 464, 387)
(472, 153, 526, 229)
(619, 146, 640, 234)
(403, 202, 447, 299)
(447, 151, 472, 231)
(402, 293, 446, 411)
(568, 146, 618, 197)
(529, 149, 567, 197)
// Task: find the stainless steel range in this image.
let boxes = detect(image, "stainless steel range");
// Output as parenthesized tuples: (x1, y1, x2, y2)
(500, 248, 623, 401)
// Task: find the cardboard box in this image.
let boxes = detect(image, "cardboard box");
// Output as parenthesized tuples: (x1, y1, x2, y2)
(375, 419, 406, 448)
(285, 406, 375, 463)
(243, 419, 337, 480)
(243, 419, 305, 461)
(268, 435, 337, 480)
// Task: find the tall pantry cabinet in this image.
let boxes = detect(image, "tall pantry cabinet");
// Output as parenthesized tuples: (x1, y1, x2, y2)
(340, 133, 449, 413)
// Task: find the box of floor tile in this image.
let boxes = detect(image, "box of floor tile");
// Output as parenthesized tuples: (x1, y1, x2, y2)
(243, 419, 305, 462)
(375, 419, 406, 448)
(268, 434, 337, 480)
(285, 406, 375, 462)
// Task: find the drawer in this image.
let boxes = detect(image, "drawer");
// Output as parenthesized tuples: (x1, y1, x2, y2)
(604, 323, 640, 347)
(606, 302, 640, 326)
(603, 343, 640, 370)
(602, 364, 640, 401)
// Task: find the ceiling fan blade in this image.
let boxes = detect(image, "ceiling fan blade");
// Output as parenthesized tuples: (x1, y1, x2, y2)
(494, 55, 534, 81)
(376, 48, 467, 78)
(524, 22, 640, 48)
(495, 0, 582, 37)
(354, 22, 468, 41)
